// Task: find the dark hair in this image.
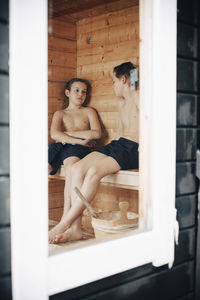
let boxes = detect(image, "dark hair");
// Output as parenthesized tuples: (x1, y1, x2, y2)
(64, 78, 91, 104)
(65, 78, 90, 92)
(113, 61, 136, 80)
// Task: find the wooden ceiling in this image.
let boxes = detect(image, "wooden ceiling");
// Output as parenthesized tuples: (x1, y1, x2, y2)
(49, 0, 139, 22)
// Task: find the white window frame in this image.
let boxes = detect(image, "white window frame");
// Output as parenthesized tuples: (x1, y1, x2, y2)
(9, 0, 177, 299)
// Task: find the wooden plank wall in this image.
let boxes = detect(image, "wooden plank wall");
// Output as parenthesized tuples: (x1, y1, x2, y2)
(77, 6, 139, 230)
(77, 6, 139, 144)
(48, 19, 76, 221)
(48, 5, 139, 229)
(48, 18, 77, 143)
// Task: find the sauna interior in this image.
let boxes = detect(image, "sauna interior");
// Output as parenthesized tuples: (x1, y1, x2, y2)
(48, 0, 140, 246)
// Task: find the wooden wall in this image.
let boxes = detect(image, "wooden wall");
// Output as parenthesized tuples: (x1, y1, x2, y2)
(48, 18, 77, 143)
(77, 5, 139, 230)
(48, 5, 139, 228)
(77, 6, 139, 144)
(48, 18, 76, 222)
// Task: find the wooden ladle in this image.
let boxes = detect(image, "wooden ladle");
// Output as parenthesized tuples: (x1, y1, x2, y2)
(74, 186, 98, 219)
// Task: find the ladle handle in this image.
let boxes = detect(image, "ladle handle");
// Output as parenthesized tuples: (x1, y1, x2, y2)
(119, 201, 129, 221)
(74, 187, 98, 219)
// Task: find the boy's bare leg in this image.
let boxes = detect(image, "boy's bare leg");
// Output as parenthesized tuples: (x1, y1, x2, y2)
(62, 157, 80, 215)
(49, 156, 80, 243)
(53, 215, 83, 243)
(53, 157, 87, 243)
(53, 152, 120, 243)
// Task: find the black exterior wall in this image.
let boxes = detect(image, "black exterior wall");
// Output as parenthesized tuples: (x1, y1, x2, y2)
(0, 0, 199, 299)
(0, 0, 11, 300)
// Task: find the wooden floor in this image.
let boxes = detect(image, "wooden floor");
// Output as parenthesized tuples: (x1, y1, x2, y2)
(49, 220, 96, 256)
(49, 220, 139, 256)
(49, 231, 96, 256)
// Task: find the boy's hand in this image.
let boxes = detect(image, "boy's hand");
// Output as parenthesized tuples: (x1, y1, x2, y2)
(80, 139, 90, 146)
(87, 140, 96, 148)
(64, 131, 73, 137)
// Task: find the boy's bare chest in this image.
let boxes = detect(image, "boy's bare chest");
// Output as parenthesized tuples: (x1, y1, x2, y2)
(62, 110, 89, 130)
(120, 103, 138, 127)
(119, 103, 139, 142)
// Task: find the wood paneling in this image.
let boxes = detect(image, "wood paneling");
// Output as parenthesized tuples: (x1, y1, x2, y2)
(48, 19, 76, 40)
(48, 36, 76, 52)
(48, 180, 64, 221)
(49, 0, 139, 21)
(49, 207, 63, 222)
(77, 5, 139, 143)
(48, 50, 76, 67)
(75, 6, 139, 219)
(48, 5, 139, 231)
(48, 65, 76, 82)
(48, 81, 66, 98)
(48, 16, 76, 134)
(48, 19, 77, 214)
(77, 6, 139, 32)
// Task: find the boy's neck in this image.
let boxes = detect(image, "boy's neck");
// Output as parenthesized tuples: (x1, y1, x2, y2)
(67, 103, 82, 110)
(123, 85, 138, 102)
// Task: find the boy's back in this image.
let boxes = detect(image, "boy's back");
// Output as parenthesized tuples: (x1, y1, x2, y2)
(118, 90, 139, 143)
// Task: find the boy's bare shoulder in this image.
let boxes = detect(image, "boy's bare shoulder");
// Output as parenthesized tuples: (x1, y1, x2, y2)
(83, 106, 97, 114)
(52, 110, 66, 121)
(53, 109, 64, 114)
(53, 109, 65, 116)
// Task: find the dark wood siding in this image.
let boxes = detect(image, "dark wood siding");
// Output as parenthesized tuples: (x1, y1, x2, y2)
(50, 0, 200, 299)
(0, 1, 11, 300)
(0, 0, 199, 299)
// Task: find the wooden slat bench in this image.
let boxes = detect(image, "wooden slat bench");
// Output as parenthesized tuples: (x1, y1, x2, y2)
(48, 166, 139, 190)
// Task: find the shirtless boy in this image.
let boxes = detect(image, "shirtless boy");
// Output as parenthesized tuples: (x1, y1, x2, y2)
(48, 78, 101, 242)
(49, 62, 139, 244)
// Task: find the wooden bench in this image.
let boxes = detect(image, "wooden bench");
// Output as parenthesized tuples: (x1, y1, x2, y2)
(48, 166, 139, 190)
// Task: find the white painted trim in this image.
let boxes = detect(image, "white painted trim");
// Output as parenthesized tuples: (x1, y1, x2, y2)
(9, 0, 177, 298)
(48, 230, 154, 295)
(150, 0, 177, 266)
(139, 0, 177, 266)
(10, 0, 48, 299)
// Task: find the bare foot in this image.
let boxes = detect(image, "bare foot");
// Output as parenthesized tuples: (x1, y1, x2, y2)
(53, 227, 83, 244)
(49, 221, 69, 243)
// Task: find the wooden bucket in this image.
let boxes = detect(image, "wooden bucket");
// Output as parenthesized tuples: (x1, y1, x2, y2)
(91, 202, 138, 240)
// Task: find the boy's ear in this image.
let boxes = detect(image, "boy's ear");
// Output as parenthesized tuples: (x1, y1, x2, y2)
(121, 75, 127, 84)
(64, 89, 70, 97)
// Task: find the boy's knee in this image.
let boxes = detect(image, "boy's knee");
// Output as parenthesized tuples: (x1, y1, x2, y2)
(85, 166, 100, 183)
(65, 165, 72, 177)
(71, 162, 83, 178)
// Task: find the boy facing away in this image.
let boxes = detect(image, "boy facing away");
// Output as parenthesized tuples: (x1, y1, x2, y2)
(48, 78, 101, 241)
(49, 62, 139, 244)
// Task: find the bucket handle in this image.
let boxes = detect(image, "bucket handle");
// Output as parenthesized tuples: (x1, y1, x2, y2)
(119, 202, 129, 222)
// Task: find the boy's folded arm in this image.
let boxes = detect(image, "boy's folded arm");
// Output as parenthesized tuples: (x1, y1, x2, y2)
(51, 130, 85, 145)
(88, 107, 102, 139)
(50, 111, 86, 145)
(66, 129, 101, 140)
(66, 107, 101, 140)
